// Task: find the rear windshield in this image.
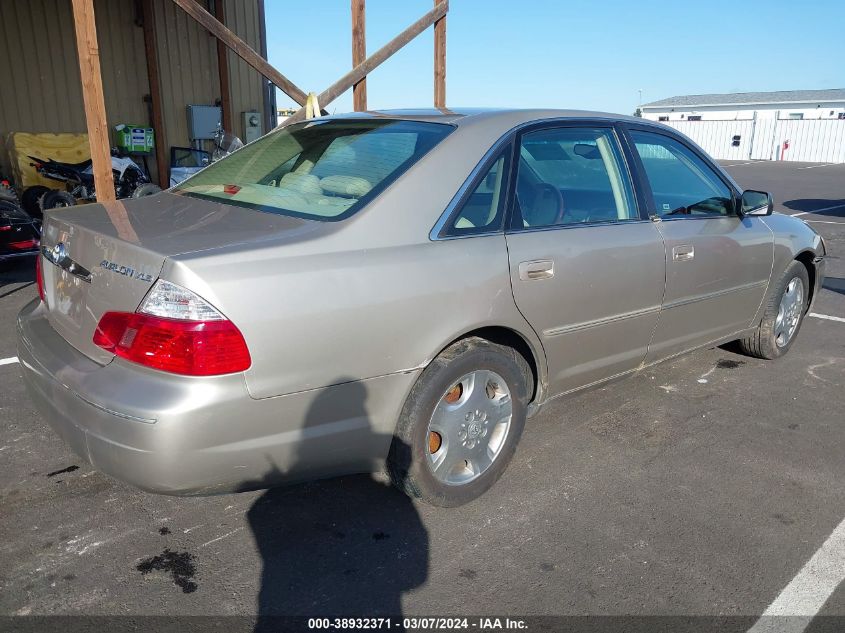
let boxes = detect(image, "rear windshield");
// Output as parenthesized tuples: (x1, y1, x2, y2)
(175, 119, 453, 221)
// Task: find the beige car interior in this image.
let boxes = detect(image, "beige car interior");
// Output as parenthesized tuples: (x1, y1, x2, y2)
(452, 131, 635, 232)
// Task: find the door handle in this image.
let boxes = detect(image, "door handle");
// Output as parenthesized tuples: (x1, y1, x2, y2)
(518, 259, 554, 280)
(672, 245, 694, 262)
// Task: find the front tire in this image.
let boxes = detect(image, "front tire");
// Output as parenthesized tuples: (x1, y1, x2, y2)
(738, 261, 810, 360)
(388, 337, 532, 507)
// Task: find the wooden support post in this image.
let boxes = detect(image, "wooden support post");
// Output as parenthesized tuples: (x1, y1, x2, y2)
(257, 0, 276, 132)
(171, 0, 308, 106)
(434, 0, 446, 109)
(141, 0, 168, 189)
(285, 1, 448, 124)
(70, 0, 115, 202)
(213, 0, 233, 132)
(351, 0, 367, 111)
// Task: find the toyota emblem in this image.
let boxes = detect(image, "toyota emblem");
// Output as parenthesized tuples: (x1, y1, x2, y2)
(52, 242, 68, 265)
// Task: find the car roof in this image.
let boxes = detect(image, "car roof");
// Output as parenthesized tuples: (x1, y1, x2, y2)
(321, 107, 648, 127)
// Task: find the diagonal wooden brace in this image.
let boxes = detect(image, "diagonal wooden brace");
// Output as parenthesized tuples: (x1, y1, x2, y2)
(171, 0, 308, 106)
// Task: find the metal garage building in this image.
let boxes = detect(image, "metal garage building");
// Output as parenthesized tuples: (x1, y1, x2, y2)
(0, 0, 274, 188)
(641, 89, 845, 163)
(640, 89, 845, 122)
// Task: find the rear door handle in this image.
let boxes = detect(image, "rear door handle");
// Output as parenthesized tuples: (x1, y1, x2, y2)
(672, 245, 694, 262)
(518, 259, 554, 280)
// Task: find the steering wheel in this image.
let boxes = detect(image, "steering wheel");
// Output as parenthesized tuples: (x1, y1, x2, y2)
(531, 183, 566, 224)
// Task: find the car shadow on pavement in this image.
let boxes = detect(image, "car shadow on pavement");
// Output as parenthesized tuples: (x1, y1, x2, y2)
(0, 258, 36, 291)
(782, 198, 845, 217)
(240, 379, 428, 632)
(822, 277, 845, 297)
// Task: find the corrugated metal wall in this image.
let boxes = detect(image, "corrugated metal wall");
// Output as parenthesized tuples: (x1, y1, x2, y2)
(0, 0, 88, 134)
(225, 0, 266, 139)
(0, 0, 267, 182)
(665, 119, 845, 163)
(153, 0, 219, 157)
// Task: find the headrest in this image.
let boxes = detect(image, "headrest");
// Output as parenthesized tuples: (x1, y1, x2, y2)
(319, 175, 372, 198)
(280, 172, 322, 194)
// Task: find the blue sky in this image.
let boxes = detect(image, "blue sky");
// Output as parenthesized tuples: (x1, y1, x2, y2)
(265, 0, 845, 116)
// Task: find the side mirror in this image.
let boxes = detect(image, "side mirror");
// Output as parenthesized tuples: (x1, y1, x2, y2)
(740, 190, 773, 216)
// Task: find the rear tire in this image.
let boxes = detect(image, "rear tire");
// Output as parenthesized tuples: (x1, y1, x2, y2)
(131, 183, 162, 198)
(388, 337, 532, 507)
(40, 190, 76, 211)
(21, 186, 50, 218)
(738, 260, 810, 360)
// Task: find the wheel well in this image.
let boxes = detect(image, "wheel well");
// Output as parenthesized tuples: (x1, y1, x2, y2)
(448, 327, 540, 403)
(795, 251, 817, 310)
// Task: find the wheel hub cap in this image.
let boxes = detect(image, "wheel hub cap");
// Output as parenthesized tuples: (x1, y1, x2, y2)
(774, 277, 804, 348)
(426, 369, 512, 485)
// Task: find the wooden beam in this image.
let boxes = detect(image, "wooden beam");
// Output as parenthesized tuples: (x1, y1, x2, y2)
(213, 0, 233, 132)
(141, 0, 168, 189)
(257, 0, 276, 131)
(434, 0, 446, 108)
(70, 0, 115, 202)
(171, 0, 308, 106)
(319, 1, 447, 109)
(351, 0, 367, 111)
(286, 1, 448, 124)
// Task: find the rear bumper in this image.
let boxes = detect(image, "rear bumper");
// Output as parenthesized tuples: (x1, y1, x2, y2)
(0, 249, 38, 262)
(17, 299, 418, 495)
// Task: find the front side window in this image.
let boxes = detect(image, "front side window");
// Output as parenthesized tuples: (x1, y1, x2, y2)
(176, 119, 453, 221)
(512, 127, 637, 229)
(630, 130, 734, 218)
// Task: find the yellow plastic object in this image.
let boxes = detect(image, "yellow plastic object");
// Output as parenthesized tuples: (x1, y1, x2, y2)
(305, 92, 321, 120)
(7, 133, 90, 189)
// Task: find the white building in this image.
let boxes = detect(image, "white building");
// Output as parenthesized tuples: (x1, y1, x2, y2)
(640, 89, 845, 122)
(276, 108, 297, 127)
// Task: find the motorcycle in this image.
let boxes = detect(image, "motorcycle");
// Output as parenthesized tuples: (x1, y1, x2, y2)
(28, 150, 162, 212)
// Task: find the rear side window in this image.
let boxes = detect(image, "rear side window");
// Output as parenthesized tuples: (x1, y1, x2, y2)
(176, 119, 453, 221)
(630, 130, 734, 217)
(512, 127, 637, 228)
(447, 150, 510, 234)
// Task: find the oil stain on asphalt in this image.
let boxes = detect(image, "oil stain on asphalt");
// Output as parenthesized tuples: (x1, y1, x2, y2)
(716, 359, 745, 369)
(136, 549, 198, 594)
(46, 465, 79, 477)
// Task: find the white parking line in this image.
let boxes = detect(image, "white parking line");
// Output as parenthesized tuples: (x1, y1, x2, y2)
(0, 356, 19, 366)
(790, 203, 845, 217)
(805, 220, 845, 225)
(797, 163, 836, 170)
(810, 313, 845, 323)
(747, 515, 845, 633)
(724, 161, 757, 167)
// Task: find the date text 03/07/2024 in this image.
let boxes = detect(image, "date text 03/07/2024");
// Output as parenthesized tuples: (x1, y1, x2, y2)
(306, 617, 528, 630)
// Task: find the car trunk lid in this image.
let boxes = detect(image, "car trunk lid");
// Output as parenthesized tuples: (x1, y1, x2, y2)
(40, 193, 315, 364)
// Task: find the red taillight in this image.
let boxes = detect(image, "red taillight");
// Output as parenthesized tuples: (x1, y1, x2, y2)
(9, 239, 39, 250)
(93, 311, 251, 376)
(36, 255, 46, 302)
